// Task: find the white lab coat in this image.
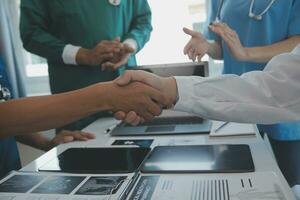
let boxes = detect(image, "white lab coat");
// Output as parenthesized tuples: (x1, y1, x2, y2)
(174, 44, 300, 124)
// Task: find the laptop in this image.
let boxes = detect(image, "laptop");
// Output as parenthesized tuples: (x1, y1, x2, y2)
(110, 62, 212, 136)
(111, 110, 211, 136)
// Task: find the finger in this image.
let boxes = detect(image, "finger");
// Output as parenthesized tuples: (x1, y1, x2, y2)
(148, 87, 172, 108)
(101, 62, 115, 71)
(72, 132, 89, 141)
(115, 70, 150, 86)
(191, 48, 198, 62)
(210, 26, 227, 41)
(112, 60, 126, 70)
(210, 23, 234, 38)
(79, 132, 96, 139)
(101, 40, 121, 46)
(146, 98, 162, 116)
(141, 111, 155, 121)
(99, 53, 114, 63)
(131, 115, 142, 126)
(124, 111, 139, 124)
(114, 111, 126, 120)
(183, 41, 192, 55)
(99, 42, 123, 51)
(115, 71, 133, 85)
(99, 46, 121, 53)
(188, 49, 194, 60)
(62, 135, 75, 143)
(183, 27, 199, 37)
(197, 53, 204, 62)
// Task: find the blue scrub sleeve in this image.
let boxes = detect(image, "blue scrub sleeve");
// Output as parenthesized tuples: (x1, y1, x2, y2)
(203, 0, 219, 40)
(124, 0, 153, 53)
(288, 0, 300, 36)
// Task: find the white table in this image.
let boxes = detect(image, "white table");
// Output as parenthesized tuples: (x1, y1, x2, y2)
(21, 118, 296, 199)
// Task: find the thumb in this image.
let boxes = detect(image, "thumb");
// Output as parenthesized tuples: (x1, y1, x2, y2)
(116, 70, 162, 90)
(115, 70, 134, 86)
(183, 27, 200, 37)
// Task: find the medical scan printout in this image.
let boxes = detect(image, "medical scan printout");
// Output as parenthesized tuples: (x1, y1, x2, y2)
(0, 171, 136, 200)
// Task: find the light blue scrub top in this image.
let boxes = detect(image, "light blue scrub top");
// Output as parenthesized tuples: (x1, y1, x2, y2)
(204, 0, 300, 140)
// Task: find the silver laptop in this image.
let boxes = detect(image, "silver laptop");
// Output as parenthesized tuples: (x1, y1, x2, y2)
(110, 62, 212, 136)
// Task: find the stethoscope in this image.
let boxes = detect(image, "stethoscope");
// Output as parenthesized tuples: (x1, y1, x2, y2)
(108, 0, 121, 6)
(215, 0, 275, 22)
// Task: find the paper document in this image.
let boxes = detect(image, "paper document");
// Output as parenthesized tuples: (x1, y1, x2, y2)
(128, 172, 289, 200)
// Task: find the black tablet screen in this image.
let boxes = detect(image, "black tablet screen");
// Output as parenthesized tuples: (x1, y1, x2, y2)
(141, 145, 254, 173)
(39, 148, 150, 173)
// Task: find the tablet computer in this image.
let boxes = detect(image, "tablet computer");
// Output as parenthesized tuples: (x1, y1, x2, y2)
(141, 145, 254, 173)
(39, 147, 151, 174)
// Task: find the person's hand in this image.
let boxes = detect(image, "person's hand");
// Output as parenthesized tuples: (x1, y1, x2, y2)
(183, 27, 210, 62)
(209, 22, 249, 61)
(76, 40, 122, 66)
(107, 80, 174, 122)
(113, 70, 178, 125)
(102, 39, 135, 71)
(48, 130, 95, 150)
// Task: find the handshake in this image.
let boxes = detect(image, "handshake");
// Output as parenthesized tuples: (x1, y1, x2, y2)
(76, 38, 135, 71)
(104, 70, 178, 125)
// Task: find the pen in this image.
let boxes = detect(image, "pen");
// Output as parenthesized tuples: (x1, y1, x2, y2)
(214, 122, 230, 133)
(105, 124, 117, 134)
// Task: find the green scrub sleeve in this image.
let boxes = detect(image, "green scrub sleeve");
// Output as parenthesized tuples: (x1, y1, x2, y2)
(20, 0, 66, 63)
(124, 0, 153, 52)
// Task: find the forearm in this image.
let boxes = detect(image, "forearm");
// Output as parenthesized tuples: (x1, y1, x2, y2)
(245, 36, 300, 63)
(207, 41, 223, 60)
(20, 4, 66, 62)
(124, 0, 152, 52)
(0, 83, 112, 138)
(174, 45, 300, 124)
(16, 133, 50, 151)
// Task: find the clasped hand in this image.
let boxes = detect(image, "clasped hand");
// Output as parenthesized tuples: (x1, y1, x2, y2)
(111, 71, 178, 125)
(77, 37, 135, 70)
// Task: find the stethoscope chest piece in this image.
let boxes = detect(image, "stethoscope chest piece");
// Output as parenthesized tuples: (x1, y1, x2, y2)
(109, 0, 121, 6)
(249, 12, 262, 20)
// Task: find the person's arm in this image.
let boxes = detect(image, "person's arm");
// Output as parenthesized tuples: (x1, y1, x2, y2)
(244, 36, 300, 63)
(15, 131, 95, 151)
(20, 0, 67, 63)
(101, 1, 152, 70)
(123, 0, 152, 53)
(115, 45, 300, 124)
(209, 23, 300, 63)
(0, 81, 171, 138)
(20, 0, 119, 66)
(175, 46, 300, 124)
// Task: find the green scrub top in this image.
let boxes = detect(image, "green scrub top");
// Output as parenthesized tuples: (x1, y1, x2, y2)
(20, 0, 152, 93)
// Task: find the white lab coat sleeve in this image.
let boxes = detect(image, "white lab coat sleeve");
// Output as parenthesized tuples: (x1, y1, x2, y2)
(174, 45, 300, 124)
